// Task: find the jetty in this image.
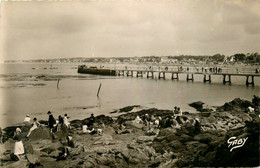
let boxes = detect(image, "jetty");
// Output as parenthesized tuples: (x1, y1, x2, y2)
(78, 65, 260, 86)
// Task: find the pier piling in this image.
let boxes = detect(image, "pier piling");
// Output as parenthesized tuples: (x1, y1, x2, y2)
(203, 75, 211, 83)
(186, 74, 194, 82)
(147, 71, 154, 78)
(246, 76, 254, 86)
(158, 72, 166, 79)
(126, 71, 133, 77)
(223, 75, 231, 84)
(136, 71, 143, 78)
(171, 73, 179, 80)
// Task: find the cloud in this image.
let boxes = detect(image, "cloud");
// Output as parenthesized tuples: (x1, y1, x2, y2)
(1, 0, 260, 60)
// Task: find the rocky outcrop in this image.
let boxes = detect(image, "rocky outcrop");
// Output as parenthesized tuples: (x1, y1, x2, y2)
(1, 97, 259, 167)
(217, 98, 254, 112)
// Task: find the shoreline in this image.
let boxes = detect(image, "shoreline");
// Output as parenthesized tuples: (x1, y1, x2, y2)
(0, 96, 259, 167)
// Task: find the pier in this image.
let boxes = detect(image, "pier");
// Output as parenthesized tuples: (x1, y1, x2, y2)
(113, 68, 259, 86)
(78, 65, 259, 86)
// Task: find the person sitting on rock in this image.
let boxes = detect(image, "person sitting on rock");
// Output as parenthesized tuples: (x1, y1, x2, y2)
(144, 114, 151, 126)
(133, 115, 143, 124)
(173, 106, 178, 115)
(158, 117, 165, 128)
(27, 117, 41, 137)
(150, 115, 156, 123)
(154, 118, 160, 129)
(247, 106, 255, 113)
(24, 114, 31, 123)
(63, 114, 70, 129)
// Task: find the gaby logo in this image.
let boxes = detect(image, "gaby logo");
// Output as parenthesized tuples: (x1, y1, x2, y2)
(227, 136, 248, 152)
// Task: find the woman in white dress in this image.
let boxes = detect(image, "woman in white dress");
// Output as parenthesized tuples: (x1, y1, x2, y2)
(14, 128, 24, 159)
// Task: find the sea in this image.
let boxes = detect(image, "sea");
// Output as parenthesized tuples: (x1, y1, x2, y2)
(0, 62, 259, 128)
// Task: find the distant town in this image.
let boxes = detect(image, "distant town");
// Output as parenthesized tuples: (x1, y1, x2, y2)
(4, 53, 260, 65)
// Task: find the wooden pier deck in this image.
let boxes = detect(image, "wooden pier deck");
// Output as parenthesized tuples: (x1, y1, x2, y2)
(114, 68, 260, 86)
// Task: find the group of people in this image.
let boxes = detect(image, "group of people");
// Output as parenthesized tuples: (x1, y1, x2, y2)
(11, 111, 71, 160)
(47, 111, 71, 132)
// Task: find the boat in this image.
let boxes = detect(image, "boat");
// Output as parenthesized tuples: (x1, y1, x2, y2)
(77, 65, 116, 76)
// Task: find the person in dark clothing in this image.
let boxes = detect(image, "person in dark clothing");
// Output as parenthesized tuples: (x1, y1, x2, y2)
(194, 118, 201, 134)
(47, 111, 56, 132)
(89, 113, 95, 127)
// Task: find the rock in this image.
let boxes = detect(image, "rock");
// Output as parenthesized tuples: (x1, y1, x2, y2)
(93, 134, 113, 145)
(26, 153, 39, 164)
(111, 105, 141, 113)
(137, 136, 155, 143)
(194, 133, 214, 144)
(124, 121, 143, 129)
(218, 98, 254, 112)
(24, 143, 34, 154)
(169, 140, 183, 150)
(41, 147, 56, 154)
(28, 127, 52, 141)
(3, 160, 27, 168)
(189, 101, 205, 111)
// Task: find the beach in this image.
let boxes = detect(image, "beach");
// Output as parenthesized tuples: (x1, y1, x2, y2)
(0, 96, 259, 167)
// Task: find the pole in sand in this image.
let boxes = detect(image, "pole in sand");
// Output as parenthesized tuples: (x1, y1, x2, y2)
(57, 78, 60, 88)
(97, 83, 102, 97)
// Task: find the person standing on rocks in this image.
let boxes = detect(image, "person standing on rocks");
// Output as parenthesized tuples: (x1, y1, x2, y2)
(63, 114, 70, 129)
(89, 113, 95, 128)
(13, 128, 24, 160)
(47, 111, 56, 132)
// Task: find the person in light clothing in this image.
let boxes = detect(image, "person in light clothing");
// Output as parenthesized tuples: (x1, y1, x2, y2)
(63, 114, 70, 129)
(27, 118, 41, 137)
(24, 114, 31, 122)
(14, 128, 24, 160)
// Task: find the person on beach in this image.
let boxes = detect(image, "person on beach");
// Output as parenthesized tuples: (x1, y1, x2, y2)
(133, 115, 143, 124)
(177, 107, 183, 116)
(89, 113, 95, 127)
(63, 114, 70, 129)
(24, 114, 31, 123)
(47, 111, 56, 132)
(57, 115, 64, 131)
(27, 117, 41, 137)
(13, 128, 24, 160)
(173, 106, 178, 115)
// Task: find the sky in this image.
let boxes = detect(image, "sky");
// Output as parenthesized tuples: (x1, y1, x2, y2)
(0, 0, 260, 60)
